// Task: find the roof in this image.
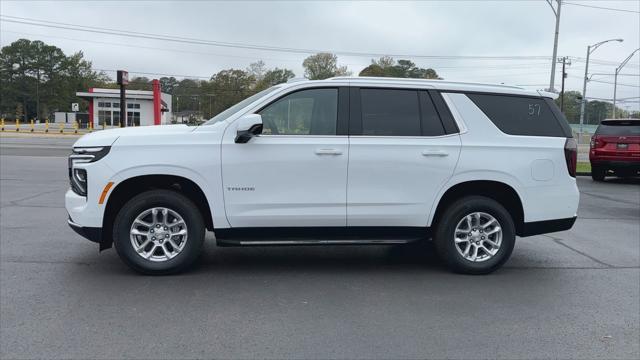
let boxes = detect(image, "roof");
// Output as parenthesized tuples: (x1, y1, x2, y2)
(76, 88, 170, 101)
(281, 76, 543, 97)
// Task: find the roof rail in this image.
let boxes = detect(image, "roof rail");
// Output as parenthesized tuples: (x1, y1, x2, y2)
(328, 76, 524, 90)
(286, 77, 308, 84)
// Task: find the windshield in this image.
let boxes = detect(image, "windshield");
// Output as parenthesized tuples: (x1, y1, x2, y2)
(202, 86, 280, 125)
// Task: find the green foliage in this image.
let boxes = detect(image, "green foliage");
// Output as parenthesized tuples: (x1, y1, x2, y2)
(127, 76, 153, 91)
(555, 90, 632, 125)
(360, 57, 442, 79)
(255, 68, 295, 91)
(0, 39, 108, 119)
(302, 53, 350, 80)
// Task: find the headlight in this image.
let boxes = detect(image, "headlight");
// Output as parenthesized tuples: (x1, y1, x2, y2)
(68, 147, 110, 196)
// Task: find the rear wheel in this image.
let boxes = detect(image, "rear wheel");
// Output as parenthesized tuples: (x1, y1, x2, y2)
(433, 196, 515, 275)
(591, 166, 606, 181)
(113, 189, 205, 275)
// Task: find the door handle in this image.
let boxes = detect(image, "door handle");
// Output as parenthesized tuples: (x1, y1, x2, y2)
(315, 148, 343, 155)
(422, 150, 449, 157)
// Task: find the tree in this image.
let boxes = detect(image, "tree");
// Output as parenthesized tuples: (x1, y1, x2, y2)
(127, 77, 152, 91)
(247, 60, 267, 82)
(159, 76, 179, 94)
(206, 69, 256, 118)
(555, 90, 630, 125)
(255, 68, 295, 91)
(359, 57, 441, 79)
(302, 53, 350, 80)
(0, 39, 106, 120)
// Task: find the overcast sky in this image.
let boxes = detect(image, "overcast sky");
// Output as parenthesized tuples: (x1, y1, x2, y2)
(1, 0, 639, 110)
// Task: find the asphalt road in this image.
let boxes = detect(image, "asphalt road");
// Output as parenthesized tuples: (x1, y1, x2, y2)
(1, 135, 639, 359)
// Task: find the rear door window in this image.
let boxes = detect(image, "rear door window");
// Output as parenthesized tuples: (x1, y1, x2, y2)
(467, 94, 568, 137)
(360, 89, 421, 136)
(357, 88, 446, 136)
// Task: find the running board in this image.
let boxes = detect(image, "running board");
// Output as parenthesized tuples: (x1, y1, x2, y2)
(216, 238, 419, 247)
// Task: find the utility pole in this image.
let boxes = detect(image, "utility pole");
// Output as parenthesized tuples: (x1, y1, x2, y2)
(579, 38, 623, 142)
(546, 0, 562, 92)
(559, 57, 571, 112)
(613, 48, 639, 118)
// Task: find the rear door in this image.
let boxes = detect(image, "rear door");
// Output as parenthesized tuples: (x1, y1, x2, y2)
(346, 88, 461, 227)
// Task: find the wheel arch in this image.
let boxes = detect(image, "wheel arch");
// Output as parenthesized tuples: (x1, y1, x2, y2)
(101, 174, 214, 250)
(430, 180, 525, 236)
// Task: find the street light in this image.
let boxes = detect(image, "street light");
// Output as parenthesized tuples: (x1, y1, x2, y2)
(546, 0, 562, 92)
(578, 38, 623, 140)
(613, 48, 639, 118)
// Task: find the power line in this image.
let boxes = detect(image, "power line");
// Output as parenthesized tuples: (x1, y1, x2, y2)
(563, 2, 640, 14)
(2, 30, 555, 72)
(0, 15, 552, 61)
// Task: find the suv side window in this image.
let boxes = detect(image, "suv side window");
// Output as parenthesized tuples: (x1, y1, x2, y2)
(259, 88, 338, 135)
(467, 93, 567, 137)
(360, 89, 421, 136)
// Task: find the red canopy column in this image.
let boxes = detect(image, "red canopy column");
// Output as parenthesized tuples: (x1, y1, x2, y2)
(88, 88, 94, 128)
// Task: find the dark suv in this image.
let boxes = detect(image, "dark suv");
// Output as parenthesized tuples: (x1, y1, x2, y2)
(590, 119, 640, 181)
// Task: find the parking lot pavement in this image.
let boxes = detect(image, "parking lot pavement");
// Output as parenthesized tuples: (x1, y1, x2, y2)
(1, 139, 638, 359)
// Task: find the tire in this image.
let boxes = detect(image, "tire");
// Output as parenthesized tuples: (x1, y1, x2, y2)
(113, 189, 205, 275)
(591, 166, 606, 182)
(433, 196, 515, 275)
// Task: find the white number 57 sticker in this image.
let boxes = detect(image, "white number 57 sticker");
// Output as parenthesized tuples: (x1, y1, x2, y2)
(528, 104, 541, 116)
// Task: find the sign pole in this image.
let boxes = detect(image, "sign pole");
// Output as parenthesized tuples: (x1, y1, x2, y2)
(117, 70, 129, 127)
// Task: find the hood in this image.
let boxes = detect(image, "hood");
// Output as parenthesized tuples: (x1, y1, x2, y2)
(73, 124, 195, 148)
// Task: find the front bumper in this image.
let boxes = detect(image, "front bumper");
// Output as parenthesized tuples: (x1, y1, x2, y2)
(68, 218, 102, 243)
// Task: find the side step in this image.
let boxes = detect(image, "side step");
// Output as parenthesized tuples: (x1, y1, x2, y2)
(216, 238, 420, 247)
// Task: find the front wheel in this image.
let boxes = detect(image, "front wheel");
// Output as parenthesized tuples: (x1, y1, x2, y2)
(433, 196, 515, 275)
(113, 189, 205, 275)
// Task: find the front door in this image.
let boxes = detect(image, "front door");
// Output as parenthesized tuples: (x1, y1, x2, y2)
(222, 87, 349, 227)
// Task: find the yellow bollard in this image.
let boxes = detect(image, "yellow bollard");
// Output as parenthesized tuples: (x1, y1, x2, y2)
(30, 119, 35, 132)
(89, 121, 93, 132)
(59, 123, 64, 133)
(73, 121, 78, 134)
(16, 119, 20, 132)
(45, 120, 49, 133)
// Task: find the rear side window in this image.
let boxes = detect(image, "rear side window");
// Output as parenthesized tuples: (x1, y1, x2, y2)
(467, 94, 568, 137)
(596, 121, 640, 136)
(358, 89, 446, 136)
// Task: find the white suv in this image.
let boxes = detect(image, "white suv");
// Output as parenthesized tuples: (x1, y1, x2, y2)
(66, 77, 579, 275)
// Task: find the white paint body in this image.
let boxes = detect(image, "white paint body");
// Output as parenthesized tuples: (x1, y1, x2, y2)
(66, 78, 579, 234)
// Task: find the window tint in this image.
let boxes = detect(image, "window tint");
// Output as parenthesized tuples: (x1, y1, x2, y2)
(467, 94, 567, 137)
(361, 89, 421, 136)
(420, 92, 446, 136)
(596, 121, 640, 136)
(260, 88, 337, 135)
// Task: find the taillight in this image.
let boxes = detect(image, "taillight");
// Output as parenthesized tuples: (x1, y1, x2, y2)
(590, 135, 603, 149)
(564, 138, 577, 177)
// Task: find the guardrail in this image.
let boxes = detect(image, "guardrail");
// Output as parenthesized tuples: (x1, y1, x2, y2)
(0, 118, 111, 135)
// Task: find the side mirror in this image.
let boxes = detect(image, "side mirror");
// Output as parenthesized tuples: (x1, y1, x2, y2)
(235, 114, 263, 144)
